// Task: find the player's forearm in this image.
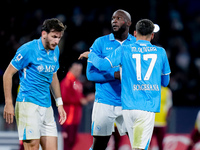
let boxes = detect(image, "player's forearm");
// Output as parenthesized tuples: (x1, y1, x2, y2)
(50, 73, 62, 99)
(88, 52, 111, 71)
(86, 62, 116, 82)
(51, 74, 64, 107)
(161, 74, 170, 87)
(3, 71, 14, 105)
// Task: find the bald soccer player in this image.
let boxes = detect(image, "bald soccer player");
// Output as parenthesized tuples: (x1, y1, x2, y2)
(87, 9, 136, 150)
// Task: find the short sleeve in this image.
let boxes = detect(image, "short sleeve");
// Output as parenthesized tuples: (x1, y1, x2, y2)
(89, 38, 102, 56)
(11, 45, 31, 70)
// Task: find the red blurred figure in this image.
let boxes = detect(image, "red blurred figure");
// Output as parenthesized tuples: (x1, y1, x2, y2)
(60, 62, 94, 150)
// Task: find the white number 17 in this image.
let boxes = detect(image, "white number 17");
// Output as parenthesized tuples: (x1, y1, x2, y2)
(132, 54, 157, 81)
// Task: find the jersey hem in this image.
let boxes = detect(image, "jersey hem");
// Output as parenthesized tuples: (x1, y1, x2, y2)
(94, 99, 121, 107)
(122, 107, 159, 113)
(16, 99, 51, 108)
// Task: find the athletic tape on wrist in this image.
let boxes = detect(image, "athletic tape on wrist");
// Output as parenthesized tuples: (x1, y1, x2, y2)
(55, 97, 63, 106)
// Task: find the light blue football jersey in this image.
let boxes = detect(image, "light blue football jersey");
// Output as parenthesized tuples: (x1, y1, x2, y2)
(88, 40, 171, 112)
(11, 38, 60, 107)
(88, 33, 136, 106)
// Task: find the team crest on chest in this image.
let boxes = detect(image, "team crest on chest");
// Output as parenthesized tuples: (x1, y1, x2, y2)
(37, 64, 44, 72)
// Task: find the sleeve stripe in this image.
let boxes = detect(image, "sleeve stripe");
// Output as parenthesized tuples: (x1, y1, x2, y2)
(87, 60, 92, 63)
(10, 62, 19, 71)
(105, 57, 113, 68)
(162, 72, 171, 75)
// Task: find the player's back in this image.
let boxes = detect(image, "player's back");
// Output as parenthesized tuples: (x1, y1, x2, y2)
(121, 40, 170, 112)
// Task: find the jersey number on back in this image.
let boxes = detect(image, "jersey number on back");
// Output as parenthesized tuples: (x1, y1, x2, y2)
(132, 54, 157, 81)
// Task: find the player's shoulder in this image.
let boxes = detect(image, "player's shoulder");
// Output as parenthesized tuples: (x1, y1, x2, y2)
(128, 34, 136, 42)
(94, 34, 111, 43)
(91, 34, 111, 52)
(122, 42, 137, 50)
(22, 39, 38, 48)
(121, 44, 133, 49)
(154, 45, 166, 54)
(54, 45, 60, 56)
(17, 39, 38, 54)
(119, 44, 134, 54)
(154, 45, 165, 50)
(153, 45, 168, 61)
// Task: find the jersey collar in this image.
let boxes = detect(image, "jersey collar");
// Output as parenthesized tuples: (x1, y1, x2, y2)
(109, 33, 132, 41)
(37, 38, 54, 55)
(37, 38, 46, 51)
(135, 40, 152, 46)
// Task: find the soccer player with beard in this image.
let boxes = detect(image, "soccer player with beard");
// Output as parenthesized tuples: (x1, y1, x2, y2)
(3, 18, 67, 150)
(86, 10, 136, 150)
(79, 19, 171, 150)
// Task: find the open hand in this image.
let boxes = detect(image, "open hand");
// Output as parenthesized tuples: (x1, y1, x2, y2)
(58, 105, 67, 125)
(4, 103, 14, 124)
(78, 51, 90, 60)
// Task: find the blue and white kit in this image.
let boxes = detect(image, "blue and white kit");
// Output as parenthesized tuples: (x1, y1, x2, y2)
(11, 38, 59, 140)
(88, 40, 171, 112)
(88, 39, 171, 149)
(87, 33, 136, 136)
(11, 38, 59, 108)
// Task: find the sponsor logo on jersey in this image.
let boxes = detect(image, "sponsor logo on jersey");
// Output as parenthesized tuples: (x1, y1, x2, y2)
(37, 57, 43, 61)
(37, 65, 55, 73)
(45, 65, 55, 72)
(106, 47, 113, 50)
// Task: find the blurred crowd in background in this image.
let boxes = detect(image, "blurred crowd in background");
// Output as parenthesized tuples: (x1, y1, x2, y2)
(1, 0, 200, 131)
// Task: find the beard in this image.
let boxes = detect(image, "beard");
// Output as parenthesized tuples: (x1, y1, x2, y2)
(44, 38, 56, 50)
(111, 24, 127, 38)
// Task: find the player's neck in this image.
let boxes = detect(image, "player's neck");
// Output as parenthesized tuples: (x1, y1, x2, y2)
(135, 32, 154, 42)
(114, 30, 129, 42)
(41, 38, 50, 51)
(136, 36, 151, 42)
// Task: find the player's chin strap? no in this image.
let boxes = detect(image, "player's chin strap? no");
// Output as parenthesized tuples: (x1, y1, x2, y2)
(55, 97, 63, 106)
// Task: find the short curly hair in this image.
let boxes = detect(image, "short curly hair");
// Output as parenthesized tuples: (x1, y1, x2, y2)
(41, 18, 66, 33)
(136, 19, 155, 36)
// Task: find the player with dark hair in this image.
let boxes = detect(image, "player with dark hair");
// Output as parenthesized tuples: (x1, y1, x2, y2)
(3, 18, 66, 150)
(86, 9, 136, 150)
(79, 19, 171, 150)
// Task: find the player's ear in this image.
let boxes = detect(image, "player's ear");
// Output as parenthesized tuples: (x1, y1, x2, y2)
(134, 31, 137, 37)
(151, 33, 154, 40)
(127, 21, 132, 27)
(42, 31, 47, 39)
